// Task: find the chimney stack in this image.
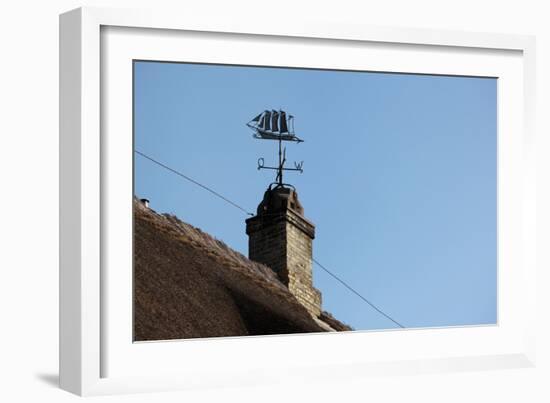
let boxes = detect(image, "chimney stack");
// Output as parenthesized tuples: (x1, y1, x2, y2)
(246, 186, 321, 317)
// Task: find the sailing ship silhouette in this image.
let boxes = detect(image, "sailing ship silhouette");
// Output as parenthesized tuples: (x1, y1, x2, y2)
(246, 109, 303, 143)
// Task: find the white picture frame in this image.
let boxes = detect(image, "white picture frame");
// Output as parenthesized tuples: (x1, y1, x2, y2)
(59, 6, 537, 396)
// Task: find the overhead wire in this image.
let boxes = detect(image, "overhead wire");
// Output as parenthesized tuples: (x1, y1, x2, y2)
(135, 150, 254, 216)
(313, 258, 405, 328)
(135, 149, 405, 328)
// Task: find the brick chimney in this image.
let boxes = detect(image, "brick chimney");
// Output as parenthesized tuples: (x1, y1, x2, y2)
(246, 186, 321, 317)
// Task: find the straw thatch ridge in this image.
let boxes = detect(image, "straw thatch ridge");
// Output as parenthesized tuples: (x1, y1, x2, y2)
(134, 199, 335, 341)
(319, 311, 352, 332)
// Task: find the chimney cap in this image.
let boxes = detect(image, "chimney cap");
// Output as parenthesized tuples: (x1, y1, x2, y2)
(256, 185, 303, 216)
(140, 198, 150, 208)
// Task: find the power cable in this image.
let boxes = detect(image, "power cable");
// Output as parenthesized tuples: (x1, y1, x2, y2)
(313, 258, 405, 328)
(135, 149, 405, 328)
(135, 150, 254, 216)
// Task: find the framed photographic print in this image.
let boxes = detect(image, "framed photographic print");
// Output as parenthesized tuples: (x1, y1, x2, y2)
(60, 6, 537, 396)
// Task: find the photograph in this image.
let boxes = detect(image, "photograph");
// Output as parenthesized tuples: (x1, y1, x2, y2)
(1, 0, 541, 399)
(132, 60, 497, 341)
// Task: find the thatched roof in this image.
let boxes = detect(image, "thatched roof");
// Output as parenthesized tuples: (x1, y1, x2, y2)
(134, 199, 351, 341)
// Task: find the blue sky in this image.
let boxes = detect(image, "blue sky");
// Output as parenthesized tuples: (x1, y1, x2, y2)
(134, 61, 497, 331)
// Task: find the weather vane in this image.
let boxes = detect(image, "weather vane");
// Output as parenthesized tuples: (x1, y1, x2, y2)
(246, 109, 304, 188)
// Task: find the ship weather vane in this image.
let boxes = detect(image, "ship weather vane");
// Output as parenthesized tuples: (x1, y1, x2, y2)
(246, 109, 304, 188)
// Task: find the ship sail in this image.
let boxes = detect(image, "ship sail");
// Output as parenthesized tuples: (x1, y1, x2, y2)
(271, 110, 279, 133)
(258, 112, 266, 130)
(264, 110, 272, 131)
(247, 109, 303, 142)
(279, 111, 288, 133)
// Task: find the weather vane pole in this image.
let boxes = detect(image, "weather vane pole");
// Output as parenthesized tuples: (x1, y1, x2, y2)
(246, 109, 304, 188)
